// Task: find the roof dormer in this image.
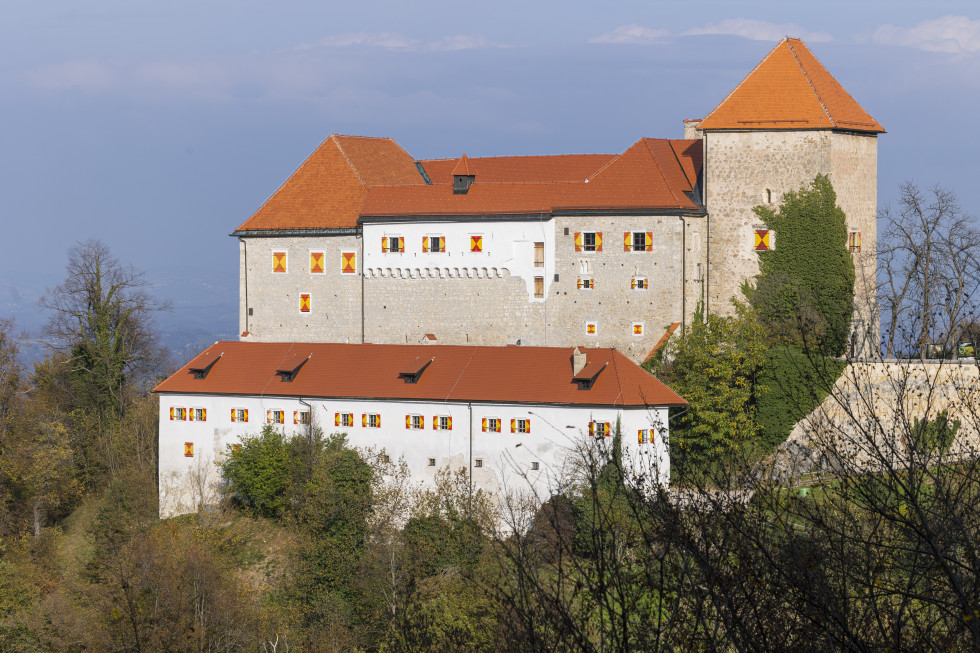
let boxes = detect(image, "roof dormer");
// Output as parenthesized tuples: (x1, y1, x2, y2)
(452, 154, 476, 194)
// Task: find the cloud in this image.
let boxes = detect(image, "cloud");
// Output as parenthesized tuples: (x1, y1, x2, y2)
(292, 32, 509, 52)
(27, 60, 115, 92)
(683, 19, 832, 43)
(589, 24, 670, 45)
(874, 15, 980, 54)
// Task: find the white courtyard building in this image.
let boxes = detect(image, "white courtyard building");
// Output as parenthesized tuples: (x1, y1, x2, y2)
(154, 341, 686, 518)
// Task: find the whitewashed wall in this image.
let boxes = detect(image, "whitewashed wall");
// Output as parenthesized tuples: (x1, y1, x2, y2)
(158, 393, 669, 518)
(362, 219, 556, 302)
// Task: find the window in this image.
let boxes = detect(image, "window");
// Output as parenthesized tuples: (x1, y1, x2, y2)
(335, 412, 354, 427)
(470, 235, 483, 253)
(189, 408, 206, 422)
(754, 228, 772, 252)
(310, 251, 325, 274)
(272, 251, 287, 273)
(574, 231, 602, 252)
(849, 231, 862, 253)
(341, 251, 357, 274)
(231, 408, 248, 423)
(589, 421, 611, 438)
(184, 442, 194, 457)
(530, 462, 540, 471)
(170, 407, 187, 421)
(585, 321, 598, 336)
(511, 418, 531, 434)
(638, 429, 654, 444)
(482, 417, 501, 433)
(428, 458, 436, 467)
(625, 231, 653, 252)
(534, 277, 544, 299)
(299, 293, 311, 313)
(577, 278, 594, 290)
(433, 415, 453, 431)
(632, 322, 644, 337)
(267, 410, 285, 425)
(423, 236, 446, 253)
(474, 458, 483, 468)
(294, 411, 310, 425)
(406, 414, 424, 430)
(363, 413, 381, 428)
(631, 277, 648, 290)
(382, 236, 404, 253)
(534, 242, 544, 267)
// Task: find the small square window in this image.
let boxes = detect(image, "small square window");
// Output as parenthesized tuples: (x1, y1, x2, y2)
(849, 231, 862, 253)
(170, 407, 187, 421)
(335, 412, 354, 427)
(631, 277, 648, 290)
(190, 408, 206, 422)
(433, 416, 452, 431)
(574, 231, 602, 252)
(585, 321, 598, 336)
(294, 411, 310, 425)
(299, 293, 311, 313)
(474, 458, 483, 468)
(268, 410, 285, 425)
(470, 235, 483, 253)
(382, 236, 405, 253)
(428, 458, 436, 467)
(626, 231, 652, 252)
(577, 278, 594, 290)
(232, 408, 248, 423)
(364, 413, 381, 428)
(406, 414, 424, 430)
(589, 421, 611, 438)
(272, 251, 287, 273)
(423, 236, 446, 253)
(632, 322, 644, 337)
(511, 418, 531, 434)
(530, 462, 540, 471)
(638, 429, 654, 444)
(754, 228, 773, 252)
(482, 417, 501, 432)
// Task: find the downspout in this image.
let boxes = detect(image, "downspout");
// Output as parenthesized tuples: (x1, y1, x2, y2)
(681, 217, 686, 334)
(468, 402, 473, 510)
(242, 238, 249, 334)
(360, 231, 365, 343)
(703, 133, 710, 319)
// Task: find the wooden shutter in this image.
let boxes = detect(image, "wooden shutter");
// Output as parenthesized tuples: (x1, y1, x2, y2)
(273, 252, 287, 273)
(422, 236, 429, 253)
(293, 411, 299, 425)
(310, 252, 324, 273)
(574, 232, 582, 252)
(447, 417, 452, 430)
(406, 415, 411, 429)
(595, 232, 602, 251)
(169, 407, 174, 420)
(335, 412, 341, 426)
(184, 442, 194, 457)
(382, 236, 388, 253)
(755, 229, 770, 251)
(638, 429, 644, 444)
(438, 237, 445, 252)
(202, 409, 206, 421)
(231, 408, 236, 422)
(589, 421, 595, 437)
(525, 420, 531, 434)
(645, 232, 653, 251)
(631, 278, 637, 289)
(481, 418, 487, 432)
(362, 414, 367, 427)
(624, 232, 631, 251)
(511, 419, 516, 433)
(471, 235, 482, 252)
(243, 409, 248, 422)
(376, 415, 381, 428)
(266, 409, 272, 424)
(604, 422, 611, 437)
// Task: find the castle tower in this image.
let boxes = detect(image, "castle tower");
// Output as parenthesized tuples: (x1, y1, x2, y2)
(696, 38, 884, 356)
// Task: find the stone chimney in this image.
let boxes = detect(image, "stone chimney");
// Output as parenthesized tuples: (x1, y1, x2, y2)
(572, 347, 587, 375)
(683, 118, 702, 139)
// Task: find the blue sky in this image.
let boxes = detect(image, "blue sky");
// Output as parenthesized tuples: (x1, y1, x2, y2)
(3, 1, 980, 355)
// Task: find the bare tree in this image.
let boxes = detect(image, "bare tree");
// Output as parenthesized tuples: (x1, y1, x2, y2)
(40, 240, 169, 416)
(879, 183, 980, 359)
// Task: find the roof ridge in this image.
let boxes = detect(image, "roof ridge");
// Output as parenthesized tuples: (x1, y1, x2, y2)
(786, 39, 834, 128)
(585, 138, 645, 182)
(330, 134, 367, 186)
(643, 139, 687, 206)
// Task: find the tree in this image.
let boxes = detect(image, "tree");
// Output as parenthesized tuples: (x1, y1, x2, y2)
(879, 182, 980, 359)
(750, 174, 856, 356)
(40, 240, 169, 417)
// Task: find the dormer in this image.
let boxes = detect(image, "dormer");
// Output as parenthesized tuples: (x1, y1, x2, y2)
(399, 357, 434, 384)
(452, 154, 476, 194)
(188, 352, 222, 379)
(276, 353, 311, 382)
(571, 348, 606, 390)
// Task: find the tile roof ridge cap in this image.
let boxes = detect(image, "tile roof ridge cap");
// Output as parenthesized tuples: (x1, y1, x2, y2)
(330, 134, 367, 186)
(700, 38, 787, 128)
(785, 39, 835, 128)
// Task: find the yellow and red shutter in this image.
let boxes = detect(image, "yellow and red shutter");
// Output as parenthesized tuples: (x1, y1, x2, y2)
(243, 409, 248, 422)
(631, 278, 637, 289)
(231, 408, 236, 422)
(267, 409, 272, 424)
(634, 324, 643, 335)
(624, 232, 631, 251)
(589, 421, 595, 437)
(511, 419, 516, 433)
(202, 409, 206, 421)
(273, 252, 287, 273)
(595, 232, 602, 251)
(754, 229, 770, 251)
(604, 422, 611, 437)
(422, 237, 429, 253)
(382, 236, 388, 253)
(645, 232, 653, 251)
(310, 252, 324, 273)
(638, 429, 644, 444)
(406, 415, 411, 429)
(170, 407, 175, 420)
(335, 412, 341, 426)
(300, 293, 311, 312)
(439, 237, 446, 252)
(293, 411, 299, 425)
(525, 420, 531, 434)
(471, 235, 482, 252)
(574, 232, 582, 252)
(342, 252, 356, 274)
(362, 414, 367, 427)
(481, 418, 487, 432)
(447, 417, 452, 430)
(376, 415, 381, 427)
(184, 442, 194, 457)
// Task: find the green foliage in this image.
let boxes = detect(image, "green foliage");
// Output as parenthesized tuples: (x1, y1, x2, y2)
(755, 346, 847, 453)
(911, 410, 960, 456)
(651, 302, 767, 474)
(751, 174, 856, 356)
(221, 425, 294, 519)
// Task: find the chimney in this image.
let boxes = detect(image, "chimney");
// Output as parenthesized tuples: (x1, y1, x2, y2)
(572, 347, 587, 375)
(683, 118, 702, 139)
(452, 154, 476, 194)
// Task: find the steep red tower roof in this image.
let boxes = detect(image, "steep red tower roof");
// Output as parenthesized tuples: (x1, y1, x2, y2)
(698, 38, 884, 133)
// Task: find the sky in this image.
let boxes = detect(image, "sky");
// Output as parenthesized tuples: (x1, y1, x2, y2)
(2, 0, 980, 358)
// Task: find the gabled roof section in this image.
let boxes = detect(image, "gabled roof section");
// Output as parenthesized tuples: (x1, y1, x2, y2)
(360, 139, 703, 218)
(154, 342, 687, 408)
(235, 135, 423, 232)
(698, 38, 884, 133)
(451, 154, 475, 177)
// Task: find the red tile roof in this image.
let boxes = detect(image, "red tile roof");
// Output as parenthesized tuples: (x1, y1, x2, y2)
(451, 154, 475, 177)
(235, 135, 422, 232)
(698, 38, 884, 133)
(422, 154, 616, 184)
(361, 138, 703, 218)
(154, 342, 687, 408)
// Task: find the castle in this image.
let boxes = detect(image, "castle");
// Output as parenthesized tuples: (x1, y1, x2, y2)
(232, 38, 883, 361)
